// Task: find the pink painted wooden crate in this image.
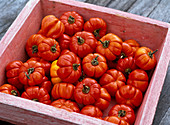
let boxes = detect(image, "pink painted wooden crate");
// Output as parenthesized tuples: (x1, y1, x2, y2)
(0, 0, 170, 124)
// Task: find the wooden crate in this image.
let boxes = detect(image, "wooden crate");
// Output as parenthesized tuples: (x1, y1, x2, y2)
(0, 0, 170, 124)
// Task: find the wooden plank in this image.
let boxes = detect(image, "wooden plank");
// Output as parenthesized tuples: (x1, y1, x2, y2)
(107, 0, 137, 11)
(0, 101, 75, 125)
(127, 0, 170, 23)
(85, 0, 112, 6)
(159, 108, 170, 125)
(148, 0, 170, 23)
(0, 0, 29, 40)
(127, 0, 161, 17)
(75, 0, 86, 2)
(153, 65, 170, 125)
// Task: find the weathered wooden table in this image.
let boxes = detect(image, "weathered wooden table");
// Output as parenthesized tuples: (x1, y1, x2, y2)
(0, 0, 169, 124)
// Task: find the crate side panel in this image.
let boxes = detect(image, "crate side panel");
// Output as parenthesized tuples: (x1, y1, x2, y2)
(135, 30, 170, 125)
(41, 0, 168, 50)
(0, 102, 74, 125)
(0, 93, 114, 125)
(0, 1, 43, 86)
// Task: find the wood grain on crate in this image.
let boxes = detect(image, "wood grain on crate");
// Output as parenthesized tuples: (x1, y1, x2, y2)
(0, 0, 170, 125)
